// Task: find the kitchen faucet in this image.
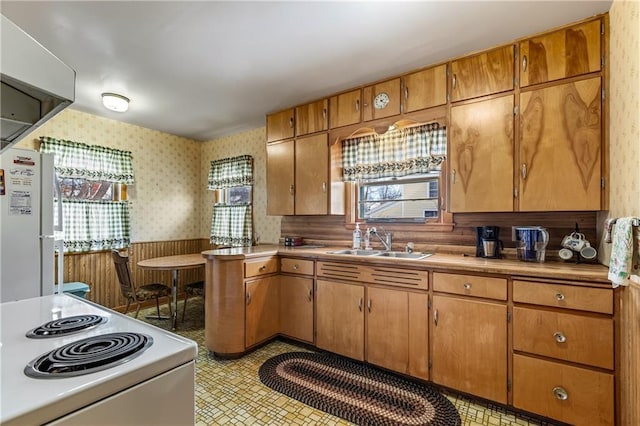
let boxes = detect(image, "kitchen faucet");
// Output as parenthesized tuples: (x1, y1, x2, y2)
(369, 227, 392, 251)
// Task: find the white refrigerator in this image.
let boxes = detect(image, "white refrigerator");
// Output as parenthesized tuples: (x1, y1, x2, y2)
(0, 148, 63, 302)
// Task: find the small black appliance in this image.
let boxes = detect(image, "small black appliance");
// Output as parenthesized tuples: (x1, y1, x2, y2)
(475, 226, 503, 258)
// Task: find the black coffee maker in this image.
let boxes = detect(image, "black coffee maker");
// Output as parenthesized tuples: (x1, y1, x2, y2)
(475, 226, 503, 258)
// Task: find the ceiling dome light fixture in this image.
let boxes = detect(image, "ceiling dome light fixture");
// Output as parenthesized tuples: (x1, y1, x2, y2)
(101, 92, 129, 112)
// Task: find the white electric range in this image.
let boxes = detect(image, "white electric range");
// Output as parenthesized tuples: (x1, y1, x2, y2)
(0, 294, 198, 425)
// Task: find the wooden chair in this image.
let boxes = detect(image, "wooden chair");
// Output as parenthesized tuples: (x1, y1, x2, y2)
(111, 250, 172, 319)
(182, 280, 204, 322)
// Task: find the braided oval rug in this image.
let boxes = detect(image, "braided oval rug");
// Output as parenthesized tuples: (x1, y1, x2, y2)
(258, 352, 461, 426)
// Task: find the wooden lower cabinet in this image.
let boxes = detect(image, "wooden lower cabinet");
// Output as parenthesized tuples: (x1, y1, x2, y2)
(431, 295, 507, 404)
(513, 354, 613, 426)
(245, 276, 279, 348)
(366, 287, 429, 379)
(316, 279, 365, 360)
(279, 275, 314, 343)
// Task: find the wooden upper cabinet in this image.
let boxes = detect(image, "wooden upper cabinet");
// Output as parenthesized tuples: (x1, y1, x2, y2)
(450, 45, 514, 102)
(295, 99, 328, 136)
(449, 95, 514, 212)
(362, 78, 401, 121)
(518, 77, 601, 211)
(520, 19, 602, 87)
(402, 64, 448, 113)
(295, 133, 329, 215)
(266, 140, 294, 215)
(266, 108, 295, 142)
(330, 89, 361, 128)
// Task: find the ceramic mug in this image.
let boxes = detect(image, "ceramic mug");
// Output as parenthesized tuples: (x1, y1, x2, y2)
(561, 232, 586, 251)
(558, 248, 574, 260)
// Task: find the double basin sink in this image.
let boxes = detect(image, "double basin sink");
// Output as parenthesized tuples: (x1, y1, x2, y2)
(328, 249, 432, 260)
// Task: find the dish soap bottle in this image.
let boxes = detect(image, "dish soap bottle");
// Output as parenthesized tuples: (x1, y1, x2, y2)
(353, 223, 362, 249)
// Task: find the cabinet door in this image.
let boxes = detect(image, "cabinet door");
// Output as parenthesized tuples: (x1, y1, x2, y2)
(279, 275, 314, 343)
(519, 77, 601, 211)
(431, 295, 507, 404)
(451, 44, 514, 102)
(362, 78, 401, 121)
(266, 108, 295, 142)
(329, 89, 361, 128)
(403, 64, 448, 113)
(266, 140, 294, 215)
(366, 287, 409, 374)
(520, 19, 602, 87)
(408, 292, 429, 380)
(295, 99, 328, 136)
(316, 279, 364, 361)
(245, 276, 279, 348)
(295, 133, 328, 215)
(449, 95, 514, 212)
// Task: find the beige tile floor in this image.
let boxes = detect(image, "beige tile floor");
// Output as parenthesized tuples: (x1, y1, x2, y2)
(134, 301, 559, 426)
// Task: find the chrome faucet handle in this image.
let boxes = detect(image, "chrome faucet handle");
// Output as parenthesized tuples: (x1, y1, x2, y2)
(406, 242, 414, 253)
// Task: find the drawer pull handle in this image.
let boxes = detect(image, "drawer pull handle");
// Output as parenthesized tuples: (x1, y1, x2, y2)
(434, 309, 438, 326)
(307, 288, 312, 302)
(367, 299, 372, 312)
(463, 283, 472, 290)
(246, 292, 251, 305)
(555, 292, 565, 301)
(553, 331, 567, 343)
(358, 297, 363, 312)
(259, 265, 266, 271)
(293, 264, 299, 270)
(522, 55, 528, 72)
(552, 386, 568, 401)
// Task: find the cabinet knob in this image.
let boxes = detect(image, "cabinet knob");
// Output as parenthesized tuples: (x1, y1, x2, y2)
(553, 331, 567, 343)
(463, 282, 472, 290)
(552, 386, 568, 401)
(246, 292, 251, 305)
(555, 292, 565, 301)
(522, 55, 528, 72)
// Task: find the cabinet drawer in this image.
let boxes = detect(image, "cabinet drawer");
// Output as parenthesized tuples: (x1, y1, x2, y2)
(245, 257, 278, 278)
(513, 354, 613, 426)
(317, 261, 362, 282)
(280, 258, 314, 276)
(513, 280, 612, 314)
(362, 266, 428, 290)
(513, 307, 613, 369)
(433, 272, 506, 300)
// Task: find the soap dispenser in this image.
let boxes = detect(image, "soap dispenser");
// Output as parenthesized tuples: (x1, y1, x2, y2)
(353, 223, 362, 249)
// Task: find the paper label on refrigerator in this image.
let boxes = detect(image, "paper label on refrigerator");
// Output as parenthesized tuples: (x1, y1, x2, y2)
(9, 190, 32, 215)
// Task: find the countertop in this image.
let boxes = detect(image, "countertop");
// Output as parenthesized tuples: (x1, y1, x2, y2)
(202, 245, 611, 284)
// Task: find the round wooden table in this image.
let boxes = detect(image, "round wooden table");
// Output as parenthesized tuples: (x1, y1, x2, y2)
(137, 253, 205, 329)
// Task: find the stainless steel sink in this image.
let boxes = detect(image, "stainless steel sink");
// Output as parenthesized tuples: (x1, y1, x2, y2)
(328, 249, 382, 256)
(375, 251, 432, 259)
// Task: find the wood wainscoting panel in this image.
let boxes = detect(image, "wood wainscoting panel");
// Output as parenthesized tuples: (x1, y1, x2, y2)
(57, 239, 214, 309)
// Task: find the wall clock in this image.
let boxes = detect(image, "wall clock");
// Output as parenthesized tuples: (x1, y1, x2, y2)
(373, 92, 390, 109)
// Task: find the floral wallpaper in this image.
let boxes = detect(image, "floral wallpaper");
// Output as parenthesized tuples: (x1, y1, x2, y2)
(200, 127, 281, 244)
(598, 0, 640, 263)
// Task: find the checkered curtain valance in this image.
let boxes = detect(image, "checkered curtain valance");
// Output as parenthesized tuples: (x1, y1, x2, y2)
(210, 205, 253, 247)
(342, 123, 447, 181)
(40, 136, 134, 184)
(208, 155, 253, 189)
(61, 200, 130, 252)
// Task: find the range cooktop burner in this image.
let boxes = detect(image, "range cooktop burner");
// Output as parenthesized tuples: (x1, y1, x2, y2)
(26, 314, 107, 338)
(24, 332, 153, 378)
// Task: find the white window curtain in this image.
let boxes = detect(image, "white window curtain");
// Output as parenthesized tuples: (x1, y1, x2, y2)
(342, 123, 447, 181)
(208, 155, 253, 247)
(40, 137, 133, 252)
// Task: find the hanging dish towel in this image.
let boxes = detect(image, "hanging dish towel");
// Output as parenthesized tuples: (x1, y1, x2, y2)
(608, 217, 640, 287)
